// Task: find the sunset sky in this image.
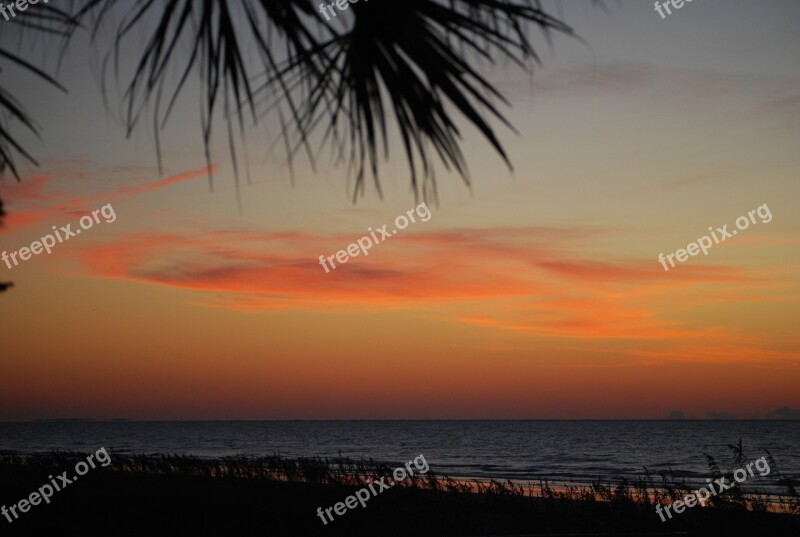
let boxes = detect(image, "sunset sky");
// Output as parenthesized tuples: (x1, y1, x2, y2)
(1, 0, 798, 420)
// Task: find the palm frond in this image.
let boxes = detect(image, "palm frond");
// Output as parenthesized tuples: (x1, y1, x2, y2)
(71, 0, 580, 203)
(0, 196, 10, 292)
(0, 3, 76, 180)
(72, 0, 333, 206)
(314, 0, 576, 202)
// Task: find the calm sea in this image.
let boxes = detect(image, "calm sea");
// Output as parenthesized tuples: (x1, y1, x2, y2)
(1, 421, 798, 491)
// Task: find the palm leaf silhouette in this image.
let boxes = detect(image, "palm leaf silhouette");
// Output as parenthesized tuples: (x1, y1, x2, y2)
(0, 4, 75, 179)
(63, 0, 579, 203)
(0, 4, 77, 294)
(310, 0, 576, 202)
(0, 185, 11, 292)
(0, 0, 598, 207)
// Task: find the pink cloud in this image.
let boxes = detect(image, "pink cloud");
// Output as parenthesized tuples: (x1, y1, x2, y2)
(0, 164, 215, 232)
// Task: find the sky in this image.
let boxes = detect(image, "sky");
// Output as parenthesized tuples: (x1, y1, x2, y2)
(0, 0, 798, 420)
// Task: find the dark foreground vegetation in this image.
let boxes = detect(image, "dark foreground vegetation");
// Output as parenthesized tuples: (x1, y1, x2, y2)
(1, 452, 798, 536)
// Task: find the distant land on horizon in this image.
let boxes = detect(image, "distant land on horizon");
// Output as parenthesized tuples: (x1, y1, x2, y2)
(11, 407, 799, 423)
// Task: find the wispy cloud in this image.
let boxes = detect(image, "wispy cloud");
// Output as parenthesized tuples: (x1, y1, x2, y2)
(57, 223, 788, 365)
(0, 164, 215, 231)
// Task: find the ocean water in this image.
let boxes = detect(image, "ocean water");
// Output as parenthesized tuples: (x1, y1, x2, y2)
(1, 421, 798, 491)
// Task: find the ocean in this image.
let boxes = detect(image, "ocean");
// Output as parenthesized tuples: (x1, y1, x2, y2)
(1, 420, 798, 491)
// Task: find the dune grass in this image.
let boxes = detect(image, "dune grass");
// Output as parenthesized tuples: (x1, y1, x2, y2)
(1, 445, 799, 536)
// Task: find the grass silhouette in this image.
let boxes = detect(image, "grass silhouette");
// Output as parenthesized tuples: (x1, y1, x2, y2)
(1, 444, 798, 536)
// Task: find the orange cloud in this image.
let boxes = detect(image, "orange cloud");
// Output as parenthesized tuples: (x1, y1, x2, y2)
(71, 229, 553, 307)
(56, 222, 785, 362)
(0, 164, 215, 231)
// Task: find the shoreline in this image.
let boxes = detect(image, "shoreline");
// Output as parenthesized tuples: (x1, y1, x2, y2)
(1, 452, 798, 535)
